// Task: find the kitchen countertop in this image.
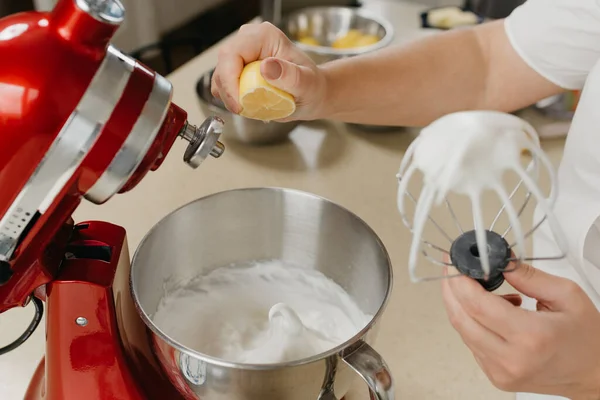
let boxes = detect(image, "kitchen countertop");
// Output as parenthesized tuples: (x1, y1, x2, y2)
(0, 1, 567, 399)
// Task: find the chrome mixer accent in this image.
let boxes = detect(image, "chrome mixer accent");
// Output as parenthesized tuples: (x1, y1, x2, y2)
(180, 117, 225, 169)
(85, 66, 171, 205)
(76, 0, 125, 24)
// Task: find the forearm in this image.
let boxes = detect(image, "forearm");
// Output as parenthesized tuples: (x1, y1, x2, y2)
(319, 20, 563, 127)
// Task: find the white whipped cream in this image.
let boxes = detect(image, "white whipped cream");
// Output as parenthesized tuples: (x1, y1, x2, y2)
(152, 260, 372, 364)
(397, 111, 556, 280)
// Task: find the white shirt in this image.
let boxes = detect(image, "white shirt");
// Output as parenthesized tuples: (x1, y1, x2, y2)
(506, 1, 600, 399)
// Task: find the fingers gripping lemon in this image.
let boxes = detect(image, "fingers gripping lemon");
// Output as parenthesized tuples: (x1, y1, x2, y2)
(239, 61, 296, 121)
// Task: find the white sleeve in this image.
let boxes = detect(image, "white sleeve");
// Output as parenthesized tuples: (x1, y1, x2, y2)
(505, 0, 600, 90)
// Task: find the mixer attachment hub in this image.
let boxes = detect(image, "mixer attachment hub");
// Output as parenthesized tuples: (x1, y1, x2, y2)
(181, 116, 225, 169)
(450, 229, 510, 292)
(76, 0, 125, 24)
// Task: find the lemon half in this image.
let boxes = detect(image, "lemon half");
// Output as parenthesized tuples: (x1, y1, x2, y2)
(238, 61, 296, 121)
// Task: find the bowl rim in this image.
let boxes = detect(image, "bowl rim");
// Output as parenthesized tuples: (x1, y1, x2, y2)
(130, 186, 394, 371)
(281, 6, 395, 56)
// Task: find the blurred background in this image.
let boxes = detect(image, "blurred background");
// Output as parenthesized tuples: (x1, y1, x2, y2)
(0, 0, 469, 75)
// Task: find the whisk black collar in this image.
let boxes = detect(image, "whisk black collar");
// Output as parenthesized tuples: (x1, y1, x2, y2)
(449, 229, 511, 292)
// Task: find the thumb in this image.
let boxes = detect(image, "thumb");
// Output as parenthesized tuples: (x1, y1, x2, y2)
(260, 57, 310, 98)
(504, 262, 575, 310)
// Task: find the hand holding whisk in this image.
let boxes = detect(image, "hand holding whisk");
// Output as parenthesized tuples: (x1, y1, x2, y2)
(396, 110, 569, 291)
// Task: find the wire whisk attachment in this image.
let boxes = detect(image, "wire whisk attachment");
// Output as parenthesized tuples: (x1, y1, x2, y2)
(396, 111, 569, 291)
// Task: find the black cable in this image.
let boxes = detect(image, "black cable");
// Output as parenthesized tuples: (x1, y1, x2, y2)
(0, 297, 44, 356)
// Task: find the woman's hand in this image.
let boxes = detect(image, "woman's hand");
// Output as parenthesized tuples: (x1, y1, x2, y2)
(442, 262, 600, 399)
(211, 22, 328, 121)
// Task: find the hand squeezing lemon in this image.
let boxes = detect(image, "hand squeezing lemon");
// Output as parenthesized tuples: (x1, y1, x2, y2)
(237, 29, 380, 122)
(238, 60, 296, 121)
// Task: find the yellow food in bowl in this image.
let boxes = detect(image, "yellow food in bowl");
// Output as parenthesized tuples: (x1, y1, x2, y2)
(355, 34, 380, 47)
(297, 36, 321, 46)
(331, 29, 381, 49)
(331, 29, 363, 49)
(295, 30, 381, 49)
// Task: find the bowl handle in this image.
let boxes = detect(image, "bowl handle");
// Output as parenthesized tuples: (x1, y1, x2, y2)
(342, 341, 395, 400)
(318, 341, 395, 400)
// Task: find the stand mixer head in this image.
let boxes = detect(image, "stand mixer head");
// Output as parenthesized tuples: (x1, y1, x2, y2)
(0, 0, 224, 313)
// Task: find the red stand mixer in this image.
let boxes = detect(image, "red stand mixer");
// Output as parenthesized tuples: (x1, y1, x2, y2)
(0, 0, 225, 398)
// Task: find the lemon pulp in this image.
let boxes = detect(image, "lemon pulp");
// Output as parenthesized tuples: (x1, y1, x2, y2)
(238, 60, 296, 121)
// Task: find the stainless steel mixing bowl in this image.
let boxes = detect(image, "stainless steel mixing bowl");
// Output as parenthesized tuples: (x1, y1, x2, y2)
(280, 6, 394, 64)
(196, 69, 300, 145)
(281, 7, 398, 131)
(131, 187, 394, 400)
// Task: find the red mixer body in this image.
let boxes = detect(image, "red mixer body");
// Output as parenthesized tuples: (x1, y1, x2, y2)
(24, 221, 188, 400)
(0, 0, 224, 399)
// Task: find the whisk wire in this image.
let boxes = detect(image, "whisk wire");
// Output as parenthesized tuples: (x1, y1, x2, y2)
(490, 155, 539, 232)
(505, 144, 559, 249)
(509, 255, 565, 262)
(494, 182, 525, 262)
(422, 250, 453, 267)
(408, 185, 438, 282)
(412, 270, 465, 283)
(501, 258, 522, 273)
(502, 190, 532, 238)
(490, 178, 524, 231)
(509, 215, 546, 248)
(422, 240, 451, 255)
(445, 198, 464, 234)
(402, 190, 454, 244)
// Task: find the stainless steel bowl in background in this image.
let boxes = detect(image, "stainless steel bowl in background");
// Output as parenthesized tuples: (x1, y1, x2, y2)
(281, 7, 399, 132)
(196, 69, 300, 145)
(131, 187, 394, 400)
(280, 6, 394, 65)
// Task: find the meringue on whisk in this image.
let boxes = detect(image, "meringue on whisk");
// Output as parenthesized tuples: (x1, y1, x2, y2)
(397, 110, 568, 291)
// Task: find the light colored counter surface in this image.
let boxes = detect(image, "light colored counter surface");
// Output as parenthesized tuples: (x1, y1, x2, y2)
(0, 1, 568, 399)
